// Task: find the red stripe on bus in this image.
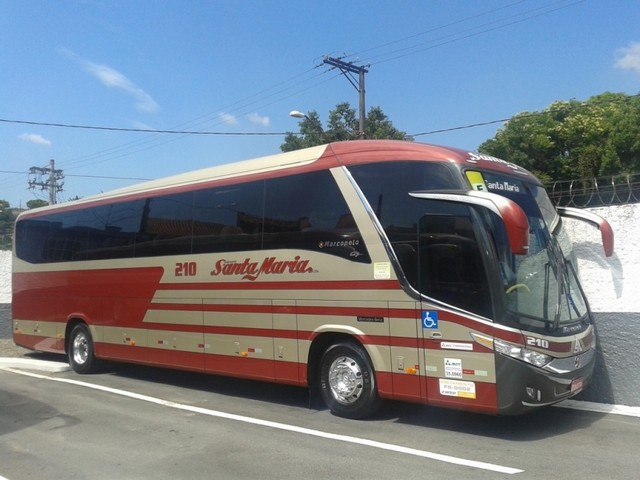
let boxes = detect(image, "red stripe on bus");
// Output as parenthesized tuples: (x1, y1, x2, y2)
(157, 279, 401, 291)
(149, 302, 418, 320)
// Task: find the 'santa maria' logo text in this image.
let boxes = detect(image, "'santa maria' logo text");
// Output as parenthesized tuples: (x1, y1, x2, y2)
(210, 256, 315, 281)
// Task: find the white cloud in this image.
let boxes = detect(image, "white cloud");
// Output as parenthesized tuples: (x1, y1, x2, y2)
(219, 112, 238, 125)
(18, 133, 52, 147)
(615, 41, 640, 75)
(62, 49, 159, 113)
(247, 112, 270, 127)
(83, 62, 160, 112)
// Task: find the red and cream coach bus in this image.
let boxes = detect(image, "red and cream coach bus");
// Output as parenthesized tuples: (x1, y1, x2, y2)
(12, 140, 613, 418)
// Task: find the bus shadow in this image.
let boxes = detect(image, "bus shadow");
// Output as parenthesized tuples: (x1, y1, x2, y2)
(104, 361, 605, 441)
(108, 362, 316, 410)
(374, 400, 606, 441)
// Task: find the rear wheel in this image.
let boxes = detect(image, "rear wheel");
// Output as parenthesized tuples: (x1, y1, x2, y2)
(68, 324, 100, 374)
(318, 342, 382, 419)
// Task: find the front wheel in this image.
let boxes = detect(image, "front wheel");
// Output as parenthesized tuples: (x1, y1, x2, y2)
(68, 324, 101, 374)
(318, 342, 382, 419)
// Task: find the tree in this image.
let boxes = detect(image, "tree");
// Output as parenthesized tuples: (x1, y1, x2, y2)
(281, 102, 411, 152)
(479, 92, 640, 182)
(26, 199, 48, 209)
(0, 200, 14, 250)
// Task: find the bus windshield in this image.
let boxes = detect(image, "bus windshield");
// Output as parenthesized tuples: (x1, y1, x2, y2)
(471, 171, 589, 331)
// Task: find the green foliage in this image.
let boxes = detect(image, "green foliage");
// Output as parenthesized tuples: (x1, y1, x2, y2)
(0, 200, 14, 250)
(479, 92, 640, 181)
(281, 102, 411, 152)
(26, 199, 49, 209)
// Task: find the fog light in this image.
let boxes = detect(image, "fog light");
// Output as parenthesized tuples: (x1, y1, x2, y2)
(526, 386, 541, 401)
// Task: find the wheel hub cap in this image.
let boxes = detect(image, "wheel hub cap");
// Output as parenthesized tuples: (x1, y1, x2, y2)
(328, 355, 363, 405)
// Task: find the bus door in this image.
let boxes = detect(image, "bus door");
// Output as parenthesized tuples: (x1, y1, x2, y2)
(416, 209, 495, 410)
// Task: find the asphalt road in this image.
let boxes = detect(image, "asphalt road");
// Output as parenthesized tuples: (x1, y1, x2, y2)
(1, 360, 639, 480)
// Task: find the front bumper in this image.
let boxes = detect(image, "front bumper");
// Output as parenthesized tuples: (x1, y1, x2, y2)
(495, 347, 596, 415)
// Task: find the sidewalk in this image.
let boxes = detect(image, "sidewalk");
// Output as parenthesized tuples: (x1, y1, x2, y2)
(0, 338, 32, 357)
(0, 339, 69, 372)
(0, 304, 69, 371)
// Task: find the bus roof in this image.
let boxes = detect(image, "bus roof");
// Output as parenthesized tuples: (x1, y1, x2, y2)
(19, 140, 539, 217)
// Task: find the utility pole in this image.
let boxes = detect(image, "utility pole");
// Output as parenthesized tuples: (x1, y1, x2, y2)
(323, 56, 369, 138)
(29, 159, 64, 204)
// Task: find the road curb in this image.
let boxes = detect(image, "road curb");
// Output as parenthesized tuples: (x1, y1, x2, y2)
(0, 357, 70, 373)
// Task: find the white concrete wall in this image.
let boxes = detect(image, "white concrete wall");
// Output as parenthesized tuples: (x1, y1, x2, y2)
(0, 250, 10, 303)
(563, 204, 640, 406)
(565, 204, 640, 314)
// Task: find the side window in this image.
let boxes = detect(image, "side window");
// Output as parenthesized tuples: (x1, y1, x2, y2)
(15, 218, 51, 263)
(348, 161, 460, 280)
(137, 192, 195, 256)
(44, 211, 87, 262)
(192, 181, 264, 253)
(418, 210, 492, 318)
(86, 201, 144, 260)
(263, 170, 369, 262)
(17, 212, 86, 263)
(349, 161, 460, 236)
(16, 201, 145, 263)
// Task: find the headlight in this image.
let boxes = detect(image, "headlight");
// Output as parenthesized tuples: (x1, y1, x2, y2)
(494, 338, 551, 368)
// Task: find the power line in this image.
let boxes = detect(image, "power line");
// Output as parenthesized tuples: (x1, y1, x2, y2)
(50, 0, 584, 173)
(2, 1, 582, 180)
(410, 92, 640, 137)
(58, 66, 332, 172)
(3, 93, 638, 145)
(349, 0, 585, 67)
(0, 118, 292, 136)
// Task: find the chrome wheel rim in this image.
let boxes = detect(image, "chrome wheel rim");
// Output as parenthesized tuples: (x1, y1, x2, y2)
(328, 355, 363, 405)
(72, 331, 89, 365)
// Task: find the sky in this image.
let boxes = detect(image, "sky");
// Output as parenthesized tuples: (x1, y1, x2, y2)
(1, 0, 639, 208)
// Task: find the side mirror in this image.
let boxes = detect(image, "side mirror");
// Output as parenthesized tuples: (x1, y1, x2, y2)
(409, 190, 530, 255)
(557, 206, 614, 257)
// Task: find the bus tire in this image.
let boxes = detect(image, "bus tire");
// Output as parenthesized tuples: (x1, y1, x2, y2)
(68, 323, 100, 374)
(318, 342, 382, 419)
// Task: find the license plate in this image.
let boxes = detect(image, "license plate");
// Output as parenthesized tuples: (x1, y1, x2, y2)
(571, 377, 584, 393)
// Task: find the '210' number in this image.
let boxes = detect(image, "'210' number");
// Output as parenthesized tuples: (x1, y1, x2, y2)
(526, 337, 549, 349)
(175, 261, 197, 277)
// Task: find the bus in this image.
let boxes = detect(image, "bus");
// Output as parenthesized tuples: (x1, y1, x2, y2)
(12, 140, 613, 419)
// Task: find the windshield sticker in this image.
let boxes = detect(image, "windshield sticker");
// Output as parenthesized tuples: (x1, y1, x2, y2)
(465, 171, 487, 191)
(486, 180, 521, 193)
(422, 310, 439, 329)
(374, 262, 391, 279)
(439, 379, 476, 399)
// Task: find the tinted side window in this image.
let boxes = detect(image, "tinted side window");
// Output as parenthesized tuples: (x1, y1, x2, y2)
(16, 214, 83, 263)
(418, 211, 492, 318)
(15, 200, 145, 263)
(192, 181, 264, 253)
(349, 161, 461, 283)
(349, 161, 460, 237)
(15, 218, 50, 263)
(85, 201, 144, 259)
(263, 170, 369, 262)
(136, 192, 195, 256)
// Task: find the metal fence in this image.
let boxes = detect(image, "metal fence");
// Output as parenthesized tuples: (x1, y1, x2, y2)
(548, 172, 640, 208)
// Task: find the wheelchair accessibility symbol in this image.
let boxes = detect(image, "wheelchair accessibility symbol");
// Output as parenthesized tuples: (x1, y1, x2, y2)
(422, 310, 439, 329)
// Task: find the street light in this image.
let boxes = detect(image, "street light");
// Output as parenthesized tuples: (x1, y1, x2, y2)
(289, 110, 309, 120)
